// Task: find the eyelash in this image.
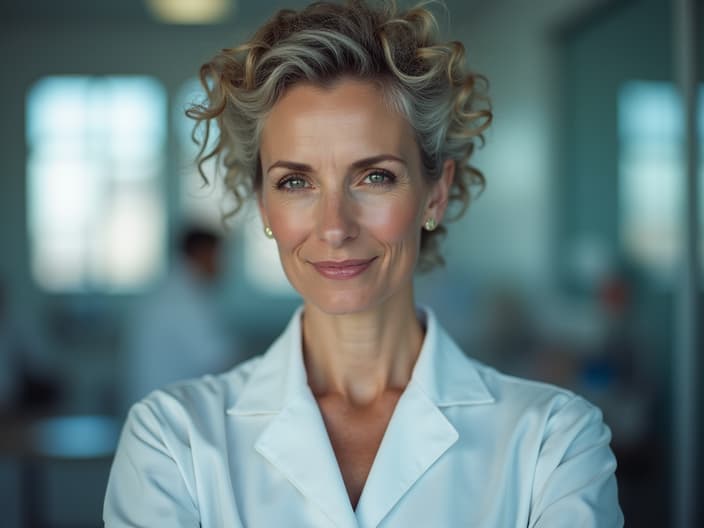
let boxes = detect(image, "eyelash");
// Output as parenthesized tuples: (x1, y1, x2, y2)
(362, 169, 396, 186)
(276, 175, 309, 191)
(274, 169, 397, 192)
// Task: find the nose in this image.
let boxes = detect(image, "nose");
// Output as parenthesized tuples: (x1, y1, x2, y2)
(315, 189, 359, 248)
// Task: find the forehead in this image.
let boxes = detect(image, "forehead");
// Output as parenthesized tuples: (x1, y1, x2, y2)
(259, 79, 418, 165)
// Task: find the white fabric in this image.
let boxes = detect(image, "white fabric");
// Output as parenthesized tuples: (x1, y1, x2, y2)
(122, 264, 234, 411)
(105, 307, 624, 527)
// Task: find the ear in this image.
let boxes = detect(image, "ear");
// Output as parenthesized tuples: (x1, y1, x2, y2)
(256, 191, 270, 230)
(424, 159, 455, 223)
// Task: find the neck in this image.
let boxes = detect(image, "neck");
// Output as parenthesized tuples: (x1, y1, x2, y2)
(301, 290, 424, 407)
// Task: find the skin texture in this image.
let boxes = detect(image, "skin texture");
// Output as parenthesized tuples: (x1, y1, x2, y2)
(258, 78, 454, 508)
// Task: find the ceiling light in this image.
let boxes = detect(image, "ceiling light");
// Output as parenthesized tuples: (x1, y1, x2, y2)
(145, 0, 235, 25)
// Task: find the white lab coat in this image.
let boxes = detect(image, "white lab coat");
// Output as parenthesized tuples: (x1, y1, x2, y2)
(122, 264, 234, 412)
(104, 307, 623, 527)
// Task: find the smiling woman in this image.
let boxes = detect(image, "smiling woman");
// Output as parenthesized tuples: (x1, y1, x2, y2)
(104, 2, 624, 527)
(188, 0, 491, 272)
(258, 80, 450, 316)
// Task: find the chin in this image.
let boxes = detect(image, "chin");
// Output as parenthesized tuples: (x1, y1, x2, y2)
(305, 290, 381, 316)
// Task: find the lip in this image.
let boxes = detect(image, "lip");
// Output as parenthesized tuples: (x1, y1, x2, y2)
(310, 258, 376, 280)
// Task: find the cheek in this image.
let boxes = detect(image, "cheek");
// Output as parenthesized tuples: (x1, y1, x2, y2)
(265, 200, 311, 250)
(361, 197, 423, 243)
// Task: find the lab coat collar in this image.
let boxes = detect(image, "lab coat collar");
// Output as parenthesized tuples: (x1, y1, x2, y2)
(411, 306, 495, 407)
(226, 306, 306, 416)
(228, 307, 357, 526)
(227, 306, 494, 415)
(227, 306, 495, 527)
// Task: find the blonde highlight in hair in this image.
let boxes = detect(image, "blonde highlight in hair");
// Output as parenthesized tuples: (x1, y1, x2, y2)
(187, 0, 492, 271)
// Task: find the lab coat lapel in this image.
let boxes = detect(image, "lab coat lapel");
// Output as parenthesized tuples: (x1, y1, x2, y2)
(228, 307, 494, 528)
(354, 381, 458, 528)
(228, 308, 357, 528)
(255, 389, 358, 528)
(355, 308, 495, 528)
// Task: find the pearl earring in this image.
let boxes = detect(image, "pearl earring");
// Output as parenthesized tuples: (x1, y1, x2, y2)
(424, 218, 437, 231)
(264, 226, 274, 239)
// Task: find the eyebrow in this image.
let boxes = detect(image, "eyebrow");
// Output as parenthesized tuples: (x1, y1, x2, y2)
(266, 154, 407, 175)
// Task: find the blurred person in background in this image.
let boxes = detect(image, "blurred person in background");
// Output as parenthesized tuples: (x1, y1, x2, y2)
(105, 1, 623, 526)
(0, 279, 60, 413)
(121, 226, 236, 412)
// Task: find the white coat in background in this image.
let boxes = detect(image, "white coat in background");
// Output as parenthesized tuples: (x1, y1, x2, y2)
(122, 263, 235, 412)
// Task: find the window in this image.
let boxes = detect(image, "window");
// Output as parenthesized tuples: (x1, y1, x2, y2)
(26, 76, 167, 292)
(618, 81, 704, 282)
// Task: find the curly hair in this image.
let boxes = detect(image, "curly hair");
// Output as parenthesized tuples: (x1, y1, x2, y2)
(187, 0, 491, 271)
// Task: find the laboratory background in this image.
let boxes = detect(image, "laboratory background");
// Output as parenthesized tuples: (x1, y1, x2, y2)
(0, 0, 702, 526)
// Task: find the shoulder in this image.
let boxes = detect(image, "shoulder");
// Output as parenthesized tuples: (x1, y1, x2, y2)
(459, 356, 615, 475)
(445, 351, 621, 524)
(428, 310, 595, 425)
(429, 317, 609, 451)
(106, 356, 266, 526)
(475, 358, 591, 417)
(460, 355, 609, 448)
(473, 366, 624, 525)
(128, 355, 264, 432)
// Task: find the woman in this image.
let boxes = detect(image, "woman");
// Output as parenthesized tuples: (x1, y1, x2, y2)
(104, 1, 623, 526)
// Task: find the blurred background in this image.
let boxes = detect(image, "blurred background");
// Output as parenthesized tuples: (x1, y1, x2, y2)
(0, 0, 701, 526)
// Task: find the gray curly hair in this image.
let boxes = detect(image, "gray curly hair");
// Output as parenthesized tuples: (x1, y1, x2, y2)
(187, 0, 492, 271)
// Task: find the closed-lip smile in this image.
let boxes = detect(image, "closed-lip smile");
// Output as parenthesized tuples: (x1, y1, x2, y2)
(310, 258, 376, 280)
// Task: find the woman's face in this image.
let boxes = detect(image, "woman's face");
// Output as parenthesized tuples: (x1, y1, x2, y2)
(258, 79, 452, 315)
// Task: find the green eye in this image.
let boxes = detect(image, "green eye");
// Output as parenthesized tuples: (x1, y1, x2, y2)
(287, 178, 306, 188)
(279, 176, 308, 190)
(364, 170, 395, 185)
